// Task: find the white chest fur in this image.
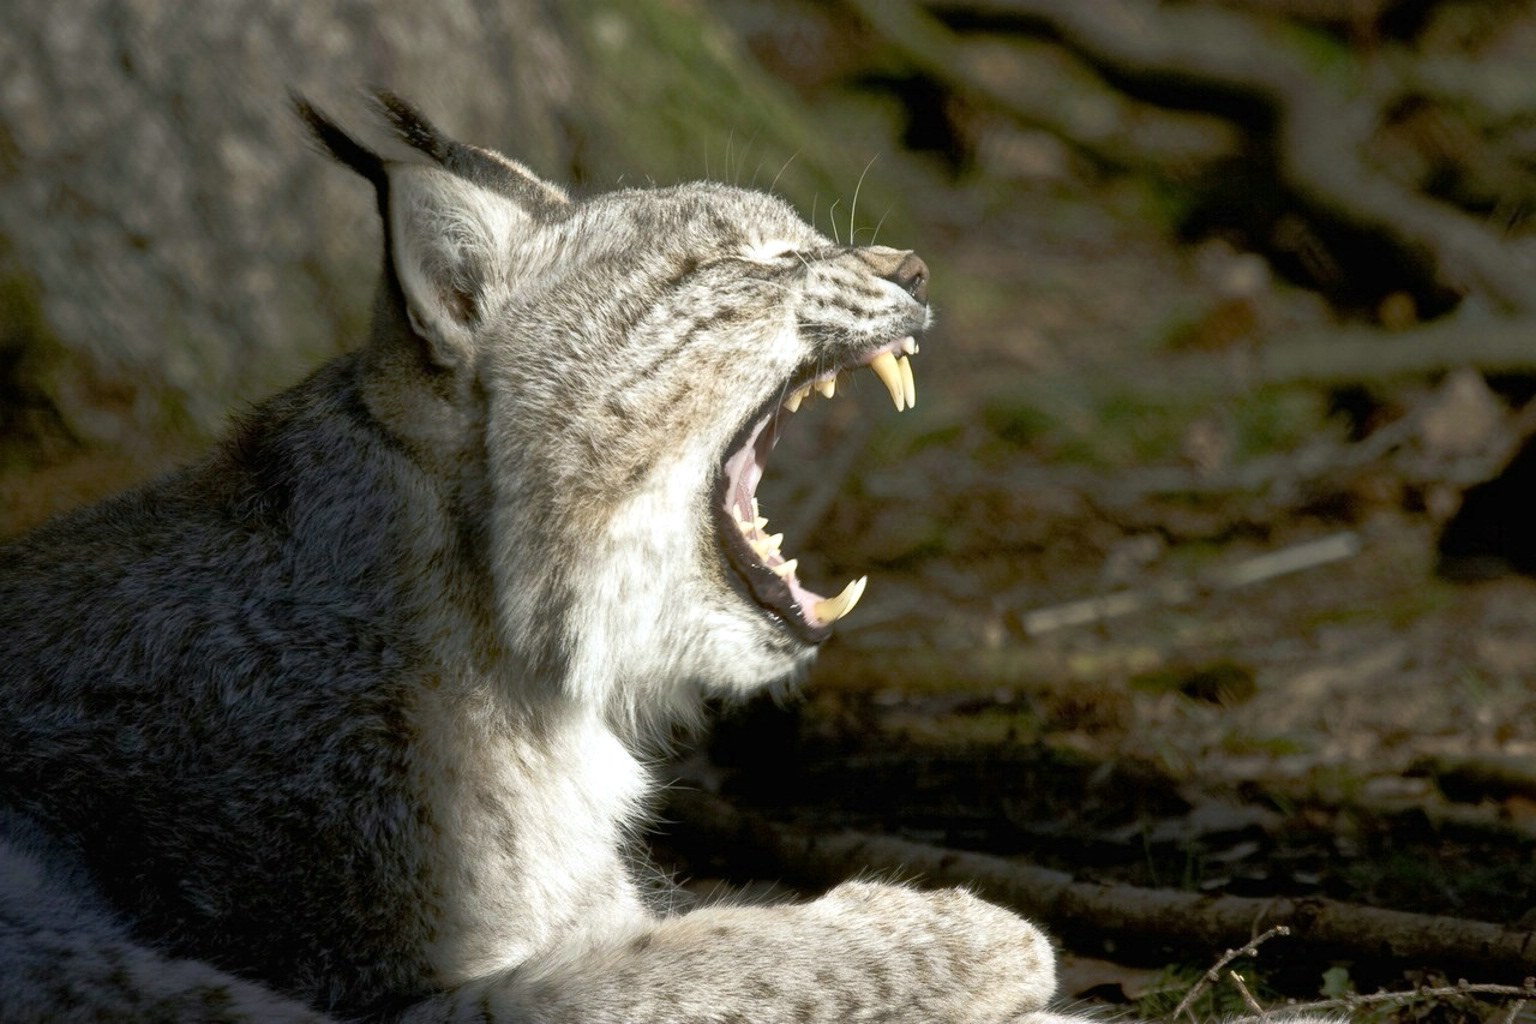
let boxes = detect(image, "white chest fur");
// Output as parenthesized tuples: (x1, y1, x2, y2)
(409, 687, 650, 986)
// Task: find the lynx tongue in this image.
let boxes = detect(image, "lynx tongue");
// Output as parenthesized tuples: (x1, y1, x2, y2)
(717, 337, 917, 640)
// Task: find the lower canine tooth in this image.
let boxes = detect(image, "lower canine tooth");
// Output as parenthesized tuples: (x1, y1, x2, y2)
(898, 355, 916, 409)
(869, 351, 905, 411)
(813, 576, 867, 624)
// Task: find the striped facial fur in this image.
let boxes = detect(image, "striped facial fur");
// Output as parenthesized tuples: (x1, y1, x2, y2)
(302, 95, 931, 707)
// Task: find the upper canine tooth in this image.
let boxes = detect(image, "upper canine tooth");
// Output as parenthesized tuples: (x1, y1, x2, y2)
(900, 336, 917, 355)
(898, 355, 916, 409)
(813, 576, 867, 624)
(869, 351, 905, 411)
(816, 377, 837, 399)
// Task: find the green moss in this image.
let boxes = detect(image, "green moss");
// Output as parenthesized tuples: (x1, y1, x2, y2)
(978, 367, 1334, 474)
(977, 375, 1185, 466)
(884, 705, 1043, 746)
(1219, 732, 1310, 758)
(1101, 174, 1198, 238)
(1296, 576, 1457, 633)
(1273, 20, 1363, 93)
(1231, 387, 1328, 460)
(981, 398, 1060, 449)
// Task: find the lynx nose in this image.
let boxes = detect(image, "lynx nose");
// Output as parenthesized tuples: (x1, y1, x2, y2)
(864, 247, 929, 305)
(889, 252, 929, 304)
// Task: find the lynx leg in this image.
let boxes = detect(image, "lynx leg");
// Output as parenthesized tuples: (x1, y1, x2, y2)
(408, 881, 1057, 1024)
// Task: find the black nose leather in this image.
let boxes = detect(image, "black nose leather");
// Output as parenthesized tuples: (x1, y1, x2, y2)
(888, 252, 929, 304)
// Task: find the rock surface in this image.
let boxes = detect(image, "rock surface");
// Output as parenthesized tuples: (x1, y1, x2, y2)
(0, 0, 595, 453)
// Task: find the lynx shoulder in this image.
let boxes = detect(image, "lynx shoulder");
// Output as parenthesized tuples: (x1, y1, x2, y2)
(0, 93, 1066, 1024)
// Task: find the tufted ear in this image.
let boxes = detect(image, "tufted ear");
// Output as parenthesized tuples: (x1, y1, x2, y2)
(373, 90, 570, 210)
(385, 163, 526, 368)
(294, 91, 562, 371)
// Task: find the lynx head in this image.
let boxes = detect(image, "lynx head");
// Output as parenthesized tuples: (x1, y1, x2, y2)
(298, 93, 928, 725)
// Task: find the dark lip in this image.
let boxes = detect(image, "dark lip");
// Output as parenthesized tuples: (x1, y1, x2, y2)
(714, 498, 832, 645)
(711, 330, 924, 646)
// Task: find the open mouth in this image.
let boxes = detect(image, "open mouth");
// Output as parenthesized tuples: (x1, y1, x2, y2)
(716, 336, 920, 644)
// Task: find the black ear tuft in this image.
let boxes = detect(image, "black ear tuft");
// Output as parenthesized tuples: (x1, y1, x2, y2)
(372, 89, 453, 164)
(370, 89, 564, 206)
(291, 92, 386, 191)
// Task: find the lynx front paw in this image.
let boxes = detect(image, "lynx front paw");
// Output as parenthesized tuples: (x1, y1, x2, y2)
(812, 881, 1058, 1023)
(477, 882, 1059, 1024)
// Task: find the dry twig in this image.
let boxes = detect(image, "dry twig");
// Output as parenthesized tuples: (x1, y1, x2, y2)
(1171, 926, 1290, 1024)
(1170, 928, 1536, 1022)
(1250, 977, 1536, 1022)
(1227, 970, 1268, 1021)
(1020, 531, 1360, 635)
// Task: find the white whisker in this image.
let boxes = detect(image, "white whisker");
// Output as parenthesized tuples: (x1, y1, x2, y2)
(768, 151, 800, 195)
(849, 156, 877, 245)
(869, 207, 891, 248)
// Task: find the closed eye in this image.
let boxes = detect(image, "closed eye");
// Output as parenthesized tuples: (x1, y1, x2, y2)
(740, 239, 803, 264)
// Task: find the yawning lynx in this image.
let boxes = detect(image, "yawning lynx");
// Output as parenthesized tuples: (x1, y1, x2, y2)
(0, 93, 1064, 1023)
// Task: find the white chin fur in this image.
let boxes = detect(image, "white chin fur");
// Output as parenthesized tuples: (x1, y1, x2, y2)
(553, 453, 815, 721)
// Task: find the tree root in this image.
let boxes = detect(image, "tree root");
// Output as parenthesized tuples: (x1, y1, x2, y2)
(664, 789, 1536, 980)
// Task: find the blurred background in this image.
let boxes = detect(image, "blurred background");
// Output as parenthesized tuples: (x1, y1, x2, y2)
(3, 0, 1535, 1017)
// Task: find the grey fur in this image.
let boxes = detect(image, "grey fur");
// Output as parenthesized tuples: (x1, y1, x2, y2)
(0, 95, 1060, 1023)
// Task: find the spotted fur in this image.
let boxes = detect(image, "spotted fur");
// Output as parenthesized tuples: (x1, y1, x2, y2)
(0, 94, 1061, 1023)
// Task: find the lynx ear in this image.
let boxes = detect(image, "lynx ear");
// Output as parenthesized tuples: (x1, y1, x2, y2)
(386, 163, 524, 368)
(295, 91, 558, 367)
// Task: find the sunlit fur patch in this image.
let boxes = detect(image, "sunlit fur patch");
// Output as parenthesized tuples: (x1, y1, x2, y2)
(739, 237, 799, 263)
